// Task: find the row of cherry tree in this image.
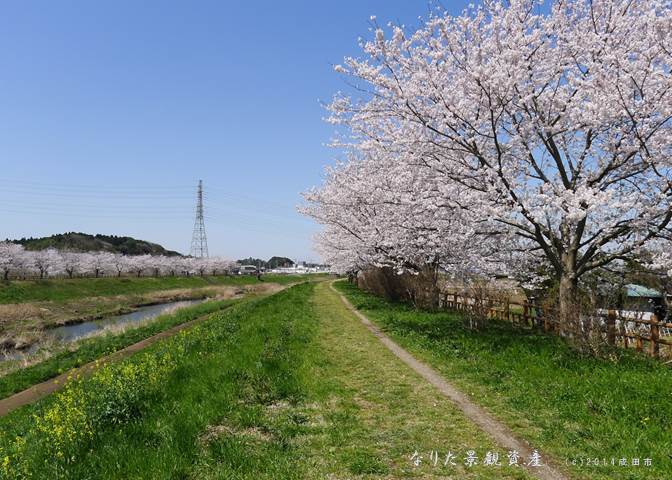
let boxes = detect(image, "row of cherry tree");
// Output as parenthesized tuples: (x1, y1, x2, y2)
(0, 242, 235, 280)
(302, 0, 672, 333)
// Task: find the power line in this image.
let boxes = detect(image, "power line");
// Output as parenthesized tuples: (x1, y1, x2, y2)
(0, 178, 194, 191)
(0, 200, 193, 212)
(0, 177, 318, 244)
(0, 188, 194, 199)
(0, 208, 194, 219)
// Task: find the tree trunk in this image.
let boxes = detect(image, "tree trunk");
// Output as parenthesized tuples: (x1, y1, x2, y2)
(557, 227, 585, 344)
(558, 273, 577, 337)
(417, 264, 440, 310)
(558, 246, 581, 341)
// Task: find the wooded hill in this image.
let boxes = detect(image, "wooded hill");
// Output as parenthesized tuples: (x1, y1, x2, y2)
(10, 233, 182, 256)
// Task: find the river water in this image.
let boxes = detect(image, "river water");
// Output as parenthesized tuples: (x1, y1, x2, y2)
(0, 299, 205, 361)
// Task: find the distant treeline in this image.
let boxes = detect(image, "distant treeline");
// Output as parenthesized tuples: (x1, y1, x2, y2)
(236, 256, 295, 269)
(9, 232, 182, 256)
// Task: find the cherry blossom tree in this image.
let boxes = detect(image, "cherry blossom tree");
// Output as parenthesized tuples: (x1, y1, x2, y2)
(0, 247, 235, 280)
(322, 0, 672, 332)
(643, 239, 672, 306)
(207, 257, 233, 275)
(164, 256, 179, 276)
(302, 151, 514, 278)
(194, 258, 208, 277)
(126, 254, 151, 278)
(61, 251, 83, 278)
(0, 242, 25, 281)
(85, 251, 115, 278)
(146, 255, 167, 277)
(178, 257, 197, 277)
(29, 248, 63, 279)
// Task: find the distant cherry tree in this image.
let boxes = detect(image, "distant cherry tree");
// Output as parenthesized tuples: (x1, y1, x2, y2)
(0, 242, 25, 281)
(61, 251, 83, 278)
(30, 248, 63, 279)
(0, 247, 236, 281)
(85, 251, 115, 278)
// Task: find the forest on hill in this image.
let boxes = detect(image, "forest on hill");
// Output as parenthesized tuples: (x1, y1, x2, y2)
(9, 233, 182, 256)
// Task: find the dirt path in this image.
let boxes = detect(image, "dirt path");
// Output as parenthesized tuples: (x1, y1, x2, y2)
(0, 283, 290, 417)
(307, 281, 530, 479)
(331, 281, 569, 480)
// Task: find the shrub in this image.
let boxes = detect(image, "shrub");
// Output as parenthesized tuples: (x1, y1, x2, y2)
(0, 337, 188, 478)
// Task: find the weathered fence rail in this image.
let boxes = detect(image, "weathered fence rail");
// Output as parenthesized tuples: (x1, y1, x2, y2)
(441, 292, 672, 359)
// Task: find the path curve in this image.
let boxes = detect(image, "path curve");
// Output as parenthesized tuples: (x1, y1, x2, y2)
(331, 281, 569, 480)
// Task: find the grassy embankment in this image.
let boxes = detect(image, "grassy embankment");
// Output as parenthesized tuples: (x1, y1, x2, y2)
(0, 282, 531, 479)
(0, 274, 321, 352)
(0, 298, 238, 400)
(0, 275, 320, 398)
(335, 281, 672, 480)
(0, 274, 315, 305)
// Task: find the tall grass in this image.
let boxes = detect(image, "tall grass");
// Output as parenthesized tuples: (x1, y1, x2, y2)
(0, 283, 317, 479)
(0, 298, 239, 399)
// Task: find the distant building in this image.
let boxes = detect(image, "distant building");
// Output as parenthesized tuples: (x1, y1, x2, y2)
(624, 284, 667, 319)
(268, 265, 330, 274)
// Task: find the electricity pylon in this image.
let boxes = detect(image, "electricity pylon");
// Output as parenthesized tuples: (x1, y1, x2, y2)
(189, 179, 209, 258)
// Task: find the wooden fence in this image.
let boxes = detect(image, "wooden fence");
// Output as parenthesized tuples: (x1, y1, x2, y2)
(441, 292, 672, 359)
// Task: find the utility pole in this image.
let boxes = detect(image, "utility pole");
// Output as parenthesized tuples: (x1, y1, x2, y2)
(190, 179, 209, 258)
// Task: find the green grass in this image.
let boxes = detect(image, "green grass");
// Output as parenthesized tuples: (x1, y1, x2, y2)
(296, 282, 529, 479)
(0, 274, 320, 304)
(0, 298, 239, 400)
(0, 281, 531, 479)
(0, 284, 318, 479)
(335, 281, 672, 480)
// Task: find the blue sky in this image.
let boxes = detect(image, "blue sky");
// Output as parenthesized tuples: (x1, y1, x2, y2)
(0, 0, 471, 261)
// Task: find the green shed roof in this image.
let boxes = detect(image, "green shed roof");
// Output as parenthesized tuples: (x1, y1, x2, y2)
(625, 284, 663, 298)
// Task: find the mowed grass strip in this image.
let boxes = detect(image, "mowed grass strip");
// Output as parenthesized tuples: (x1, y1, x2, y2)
(0, 298, 239, 400)
(334, 281, 672, 480)
(289, 281, 531, 479)
(0, 274, 316, 304)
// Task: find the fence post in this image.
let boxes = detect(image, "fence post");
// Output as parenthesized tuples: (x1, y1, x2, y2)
(650, 314, 660, 358)
(636, 333, 643, 352)
(606, 310, 616, 346)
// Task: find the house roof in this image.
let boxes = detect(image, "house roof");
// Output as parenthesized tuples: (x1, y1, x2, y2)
(625, 284, 663, 298)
